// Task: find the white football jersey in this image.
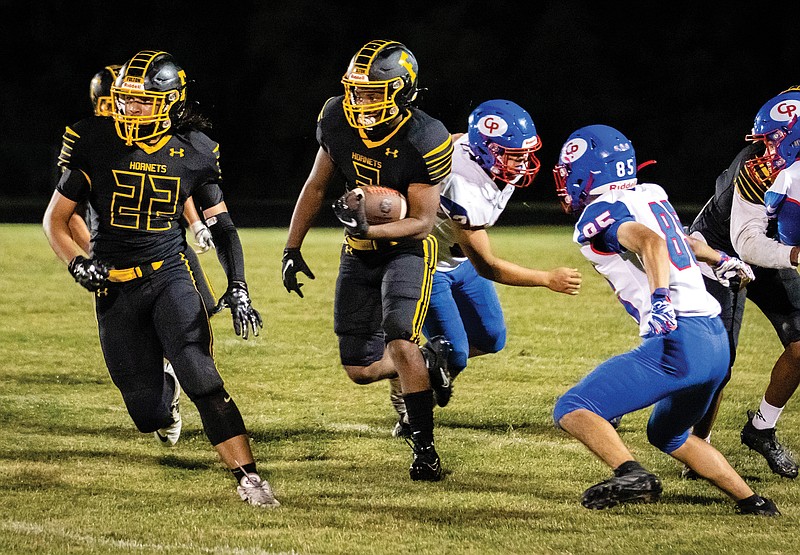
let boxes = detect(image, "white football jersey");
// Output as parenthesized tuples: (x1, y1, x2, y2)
(575, 183, 720, 336)
(431, 134, 516, 271)
(765, 161, 800, 246)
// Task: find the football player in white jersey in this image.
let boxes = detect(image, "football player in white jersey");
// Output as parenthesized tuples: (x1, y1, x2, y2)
(551, 124, 776, 515)
(389, 100, 582, 437)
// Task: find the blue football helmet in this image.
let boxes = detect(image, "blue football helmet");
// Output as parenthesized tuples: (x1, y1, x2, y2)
(467, 99, 541, 187)
(745, 91, 800, 181)
(553, 124, 637, 214)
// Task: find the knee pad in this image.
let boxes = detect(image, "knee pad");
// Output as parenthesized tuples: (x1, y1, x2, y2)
(193, 388, 247, 445)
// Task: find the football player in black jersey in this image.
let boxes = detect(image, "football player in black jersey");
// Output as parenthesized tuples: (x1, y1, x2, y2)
(68, 63, 218, 314)
(43, 50, 278, 508)
(282, 39, 454, 481)
(687, 90, 800, 480)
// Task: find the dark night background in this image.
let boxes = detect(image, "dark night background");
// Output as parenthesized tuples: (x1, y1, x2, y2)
(1, 1, 792, 226)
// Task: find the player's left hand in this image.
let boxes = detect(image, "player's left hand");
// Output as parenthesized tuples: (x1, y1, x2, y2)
(548, 267, 582, 295)
(190, 221, 215, 254)
(713, 251, 754, 289)
(332, 190, 369, 237)
(647, 287, 677, 336)
(211, 280, 262, 340)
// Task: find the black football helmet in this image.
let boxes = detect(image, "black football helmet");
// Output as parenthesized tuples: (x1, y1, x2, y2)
(341, 40, 419, 129)
(111, 50, 187, 145)
(89, 64, 122, 117)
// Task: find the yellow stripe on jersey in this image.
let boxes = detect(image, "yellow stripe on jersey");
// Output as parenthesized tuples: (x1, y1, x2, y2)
(411, 235, 438, 342)
(734, 165, 772, 205)
(423, 135, 454, 183)
(58, 127, 80, 167)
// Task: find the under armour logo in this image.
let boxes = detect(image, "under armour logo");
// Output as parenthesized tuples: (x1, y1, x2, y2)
(95, 288, 108, 297)
(170, 148, 185, 157)
(385, 148, 398, 158)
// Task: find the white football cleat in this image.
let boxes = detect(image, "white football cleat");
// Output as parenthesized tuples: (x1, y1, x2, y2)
(237, 473, 280, 508)
(154, 361, 182, 447)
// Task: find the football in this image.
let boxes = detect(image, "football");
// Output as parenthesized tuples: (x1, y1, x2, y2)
(346, 186, 408, 225)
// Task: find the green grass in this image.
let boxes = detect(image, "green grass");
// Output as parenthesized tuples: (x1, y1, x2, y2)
(1, 223, 798, 554)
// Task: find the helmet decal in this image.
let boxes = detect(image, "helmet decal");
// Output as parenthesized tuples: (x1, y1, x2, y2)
(476, 115, 508, 137)
(768, 99, 800, 124)
(560, 137, 589, 164)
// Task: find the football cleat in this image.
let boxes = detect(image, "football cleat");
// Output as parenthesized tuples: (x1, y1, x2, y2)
(421, 336, 453, 407)
(741, 410, 798, 479)
(392, 414, 412, 439)
(680, 464, 700, 480)
(609, 415, 622, 429)
(581, 466, 662, 510)
(406, 431, 442, 481)
(154, 362, 182, 447)
(237, 473, 281, 508)
(735, 495, 780, 516)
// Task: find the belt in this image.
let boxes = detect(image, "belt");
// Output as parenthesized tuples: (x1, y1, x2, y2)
(107, 260, 164, 282)
(344, 236, 399, 251)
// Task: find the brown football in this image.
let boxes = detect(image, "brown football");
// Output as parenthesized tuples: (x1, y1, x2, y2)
(346, 186, 408, 225)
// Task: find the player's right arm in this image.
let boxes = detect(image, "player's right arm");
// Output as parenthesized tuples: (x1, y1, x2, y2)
(43, 189, 84, 264)
(285, 146, 336, 249)
(456, 226, 581, 294)
(615, 220, 671, 293)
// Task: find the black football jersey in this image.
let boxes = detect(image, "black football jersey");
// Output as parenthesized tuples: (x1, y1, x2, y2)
(316, 96, 453, 197)
(56, 117, 225, 267)
(689, 143, 771, 255)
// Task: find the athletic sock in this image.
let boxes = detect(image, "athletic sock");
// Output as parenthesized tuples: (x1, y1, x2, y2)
(231, 461, 258, 483)
(404, 390, 435, 444)
(752, 398, 783, 430)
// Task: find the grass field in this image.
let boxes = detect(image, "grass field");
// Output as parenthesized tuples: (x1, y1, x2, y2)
(1, 223, 799, 554)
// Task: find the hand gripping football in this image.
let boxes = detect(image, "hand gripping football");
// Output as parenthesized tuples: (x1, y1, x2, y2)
(345, 186, 408, 225)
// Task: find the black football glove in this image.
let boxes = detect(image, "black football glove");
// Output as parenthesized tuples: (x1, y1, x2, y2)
(282, 247, 315, 298)
(211, 280, 263, 340)
(68, 255, 110, 292)
(332, 189, 369, 237)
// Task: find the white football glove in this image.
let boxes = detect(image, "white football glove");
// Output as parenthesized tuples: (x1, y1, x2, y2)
(190, 220, 215, 254)
(713, 251, 754, 289)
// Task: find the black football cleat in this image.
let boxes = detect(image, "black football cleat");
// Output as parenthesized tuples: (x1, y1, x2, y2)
(736, 495, 781, 516)
(741, 410, 798, 479)
(406, 431, 442, 482)
(581, 466, 662, 510)
(680, 464, 700, 480)
(421, 336, 453, 407)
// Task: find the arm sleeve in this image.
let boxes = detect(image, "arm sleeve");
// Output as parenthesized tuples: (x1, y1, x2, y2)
(207, 211, 246, 285)
(730, 189, 794, 268)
